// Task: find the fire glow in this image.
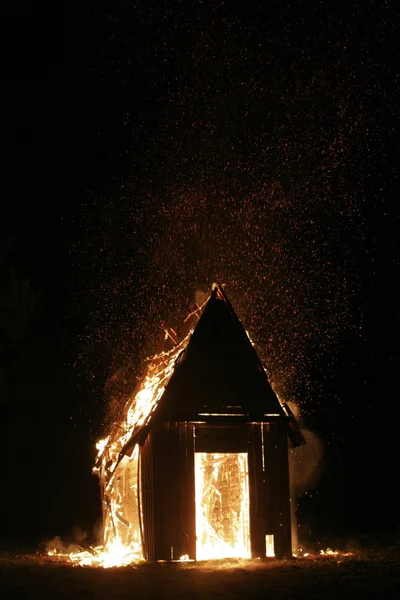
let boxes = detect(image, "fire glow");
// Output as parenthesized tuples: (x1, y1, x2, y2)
(62, 306, 256, 567)
(55, 286, 308, 567)
(195, 453, 250, 560)
(57, 293, 274, 567)
(88, 335, 193, 568)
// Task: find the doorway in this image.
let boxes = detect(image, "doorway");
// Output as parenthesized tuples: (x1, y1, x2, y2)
(195, 452, 250, 560)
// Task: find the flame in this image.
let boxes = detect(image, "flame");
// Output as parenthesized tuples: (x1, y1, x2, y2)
(94, 329, 193, 487)
(49, 540, 142, 568)
(292, 547, 354, 559)
(195, 453, 251, 560)
(71, 541, 142, 568)
(65, 291, 297, 568)
(67, 331, 193, 568)
(67, 302, 282, 567)
(95, 436, 109, 456)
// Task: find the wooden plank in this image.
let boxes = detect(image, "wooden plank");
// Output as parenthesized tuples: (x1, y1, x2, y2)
(139, 432, 154, 561)
(194, 424, 248, 453)
(248, 424, 267, 558)
(172, 413, 285, 424)
(263, 423, 274, 536)
(151, 421, 166, 560)
(168, 420, 180, 560)
(264, 422, 292, 558)
(178, 422, 196, 559)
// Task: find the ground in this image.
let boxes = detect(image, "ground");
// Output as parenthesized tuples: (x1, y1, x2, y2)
(1, 550, 399, 600)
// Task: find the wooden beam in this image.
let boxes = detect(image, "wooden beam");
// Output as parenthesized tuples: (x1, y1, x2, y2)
(248, 424, 268, 558)
(264, 423, 292, 558)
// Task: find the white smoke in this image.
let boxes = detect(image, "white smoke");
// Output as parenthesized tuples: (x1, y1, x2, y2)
(287, 402, 325, 553)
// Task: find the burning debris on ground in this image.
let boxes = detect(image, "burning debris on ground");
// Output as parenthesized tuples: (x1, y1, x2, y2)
(2, 549, 399, 600)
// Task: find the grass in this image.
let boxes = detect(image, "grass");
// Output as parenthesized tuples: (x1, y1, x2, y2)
(1, 549, 399, 599)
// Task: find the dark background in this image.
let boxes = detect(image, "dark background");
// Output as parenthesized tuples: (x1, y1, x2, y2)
(1, 1, 399, 550)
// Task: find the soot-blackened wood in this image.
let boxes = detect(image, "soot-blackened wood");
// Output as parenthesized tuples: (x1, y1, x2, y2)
(263, 424, 274, 538)
(194, 424, 248, 453)
(146, 421, 196, 561)
(264, 422, 292, 558)
(152, 421, 172, 560)
(164, 421, 178, 560)
(140, 433, 154, 561)
(248, 424, 268, 558)
(178, 422, 196, 560)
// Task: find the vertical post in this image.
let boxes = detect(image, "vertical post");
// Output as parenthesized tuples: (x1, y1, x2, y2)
(139, 432, 154, 561)
(178, 422, 196, 559)
(248, 424, 268, 557)
(264, 422, 292, 558)
(151, 420, 167, 560)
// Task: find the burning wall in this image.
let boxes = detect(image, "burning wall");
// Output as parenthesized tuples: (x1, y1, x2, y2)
(87, 285, 302, 565)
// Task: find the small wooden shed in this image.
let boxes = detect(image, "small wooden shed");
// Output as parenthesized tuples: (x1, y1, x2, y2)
(97, 284, 304, 562)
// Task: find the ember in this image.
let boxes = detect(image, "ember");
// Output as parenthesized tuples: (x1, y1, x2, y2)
(64, 284, 305, 567)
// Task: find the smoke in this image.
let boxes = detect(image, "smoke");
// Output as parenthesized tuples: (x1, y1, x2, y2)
(194, 287, 210, 307)
(290, 429, 325, 497)
(40, 522, 103, 556)
(41, 536, 80, 556)
(287, 402, 325, 552)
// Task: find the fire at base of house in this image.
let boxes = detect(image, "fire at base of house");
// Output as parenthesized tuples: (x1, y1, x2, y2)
(62, 284, 306, 567)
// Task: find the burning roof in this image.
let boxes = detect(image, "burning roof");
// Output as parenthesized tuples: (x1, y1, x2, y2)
(96, 283, 304, 480)
(65, 284, 305, 567)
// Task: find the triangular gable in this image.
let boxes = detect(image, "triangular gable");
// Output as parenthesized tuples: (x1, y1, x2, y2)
(109, 284, 304, 471)
(156, 284, 286, 420)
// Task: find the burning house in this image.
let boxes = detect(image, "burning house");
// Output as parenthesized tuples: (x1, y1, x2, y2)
(93, 284, 305, 566)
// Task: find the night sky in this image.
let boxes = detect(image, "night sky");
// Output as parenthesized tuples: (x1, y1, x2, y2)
(2, 2, 399, 550)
